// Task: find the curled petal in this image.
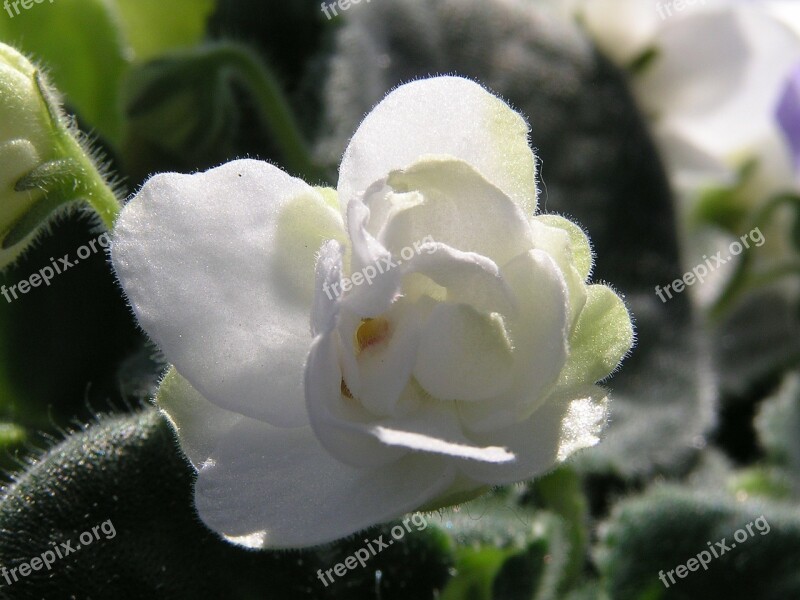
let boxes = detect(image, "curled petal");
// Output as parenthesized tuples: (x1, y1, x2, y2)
(338, 76, 538, 215)
(402, 242, 516, 315)
(379, 157, 533, 268)
(342, 196, 402, 316)
(413, 303, 515, 402)
(370, 403, 515, 464)
(459, 249, 569, 432)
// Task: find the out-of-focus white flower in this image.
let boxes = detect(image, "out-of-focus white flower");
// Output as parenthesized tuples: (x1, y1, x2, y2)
(111, 76, 634, 549)
(636, 4, 800, 196)
(562, 1, 800, 198)
(563, 0, 661, 65)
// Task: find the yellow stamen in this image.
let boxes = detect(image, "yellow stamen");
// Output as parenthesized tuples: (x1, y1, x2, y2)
(355, 317, 390, 353)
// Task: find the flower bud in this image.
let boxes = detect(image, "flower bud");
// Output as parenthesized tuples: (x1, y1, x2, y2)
(0, 42, 121, 268)
(0, 43, 60, 267)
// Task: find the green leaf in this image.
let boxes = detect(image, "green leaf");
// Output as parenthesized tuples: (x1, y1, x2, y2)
(0, 422, 25, 473)
(727, 467, 794, 501)
(627, 46, 660, 76)
(528, 467, 589, 590)
(121, 47, 240, 175)
(114, 0, 215, 61)
(756, 371, 800, 473)
(561, 284, 634, 386)
(0, 1, 128, 143)
(440, 546, 509, 600)
(4, 158, 91, 250)
(121, 43, 326, 184)
(693, 158, 758, 233)
(439, 495, 571, 600)
(538, 214, 593, 280)
(597, 486, 800, 599)
(713, 291, 800, 397)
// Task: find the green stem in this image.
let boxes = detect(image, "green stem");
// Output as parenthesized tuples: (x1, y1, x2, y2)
(212, 43, 331, 185)
(57, 133, 121, 229)
(37, 72, 122, 229)
(710, 193, 800, 318)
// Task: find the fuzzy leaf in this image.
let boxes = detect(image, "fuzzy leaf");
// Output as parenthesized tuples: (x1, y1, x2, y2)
(597, 486, 800, 599)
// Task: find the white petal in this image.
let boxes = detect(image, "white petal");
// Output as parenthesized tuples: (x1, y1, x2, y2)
(305, 327, 409, 468)
(347, 298, 433, 417)
(342, 195, 402, 316)
(156, 368, 243, 470)
(338, 76, 538, 215)
(360, 395, 516, 464)
(194, 420, 455, 548)
(534, 215, 594, 282)
(112, 159, 344, 427)
(372, 429, 512, 463)
(311, 239, 344, 336)
(579, 0, 660, 65)
(459, 249, 569, 432)
(378, 158, 533, 268)
(530, 217, 588, 329)
(556, 390, 611, 462)
(654, 127, 736, 191)
(402, 242, 516, 315)
(460, 386, 609, 485)
(413, 303, 515, 402)
(639, 6, 800, 164)
(768, 0, 800, 39)
(636, 9, 748, 117)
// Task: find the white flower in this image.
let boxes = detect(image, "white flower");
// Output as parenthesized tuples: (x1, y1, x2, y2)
(553, 0, 661, 65)
(111, 76, 633, 549)
(633, 2, 800, 196)
(563, 1, 800, 197)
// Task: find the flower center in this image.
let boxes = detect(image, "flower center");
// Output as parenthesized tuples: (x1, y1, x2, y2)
(355, 317, 390, 353)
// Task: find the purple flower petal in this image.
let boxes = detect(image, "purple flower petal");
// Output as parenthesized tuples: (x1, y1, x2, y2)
(777, 62, 800, 172)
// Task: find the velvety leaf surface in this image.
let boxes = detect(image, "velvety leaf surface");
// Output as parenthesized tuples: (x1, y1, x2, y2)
(597, 486, 800, 600)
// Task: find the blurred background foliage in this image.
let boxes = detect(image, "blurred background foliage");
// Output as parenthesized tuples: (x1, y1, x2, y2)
(0, 0, 799, 598)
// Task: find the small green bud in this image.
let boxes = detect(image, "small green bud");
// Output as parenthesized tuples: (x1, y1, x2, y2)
(0, 44, 58, 266)
(0, 42, 120, 268)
